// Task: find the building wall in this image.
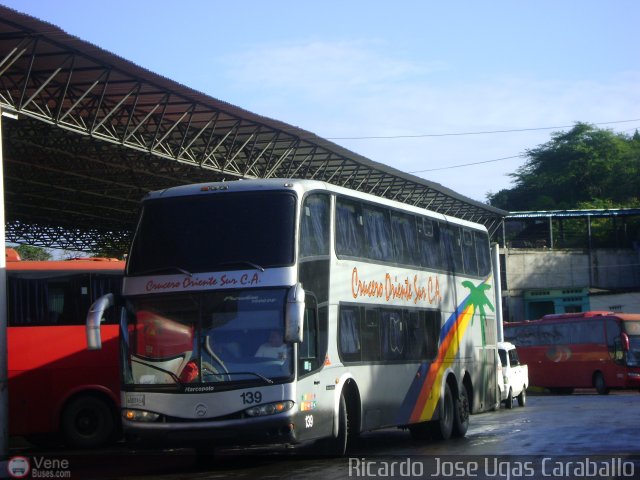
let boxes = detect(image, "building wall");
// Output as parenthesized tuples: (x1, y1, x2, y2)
(502, 247, 640, 321)
(589, 292, 640, 313)
(505, 249, 590, 290)
(590, 249, 640, 289)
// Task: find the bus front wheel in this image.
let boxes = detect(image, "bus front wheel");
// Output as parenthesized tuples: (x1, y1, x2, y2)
(316, 394, 348, 456)
(61, 394, 116, 449)
(594, 372, 610, 395)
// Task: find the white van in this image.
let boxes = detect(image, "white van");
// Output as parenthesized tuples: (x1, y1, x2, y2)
(497, 341, 529, 408)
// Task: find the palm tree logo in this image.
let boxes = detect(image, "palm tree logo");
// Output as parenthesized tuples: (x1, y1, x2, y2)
(462, 280, 494, 346)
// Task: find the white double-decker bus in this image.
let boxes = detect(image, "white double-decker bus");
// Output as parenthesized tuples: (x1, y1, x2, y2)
(87, 179, 498, 454)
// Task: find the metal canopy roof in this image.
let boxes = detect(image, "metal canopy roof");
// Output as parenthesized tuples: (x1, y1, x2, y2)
(0, 6, 506, 255)
(507, 209, 640, 219)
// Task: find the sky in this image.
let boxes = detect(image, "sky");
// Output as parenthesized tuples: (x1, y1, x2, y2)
(2, 0, 640, 203)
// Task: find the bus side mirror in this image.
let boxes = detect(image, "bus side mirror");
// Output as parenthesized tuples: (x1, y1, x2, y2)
(285, 283, 305, 343)
(86, 293, 114, 350)
(621, 332, 630, 352)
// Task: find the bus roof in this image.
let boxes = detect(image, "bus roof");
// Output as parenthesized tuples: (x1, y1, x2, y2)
(142, 178, 488, 231)
(6, 248, 124, 272)
(505, 311, 640, 325)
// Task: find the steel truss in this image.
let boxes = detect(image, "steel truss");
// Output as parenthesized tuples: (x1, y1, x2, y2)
(0, 8, 505, 254)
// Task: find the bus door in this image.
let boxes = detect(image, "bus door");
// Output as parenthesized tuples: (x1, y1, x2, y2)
(291, 299, 334, 442)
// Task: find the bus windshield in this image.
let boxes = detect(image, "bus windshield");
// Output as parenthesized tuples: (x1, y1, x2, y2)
(127, 191, 296, 276)
(625, 321, 640, 367)
(122, 288, 293, 388)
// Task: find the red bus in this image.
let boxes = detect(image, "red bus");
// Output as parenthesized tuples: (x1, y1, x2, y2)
(6, 248, 124, 448)
(503, 311, 640, 394)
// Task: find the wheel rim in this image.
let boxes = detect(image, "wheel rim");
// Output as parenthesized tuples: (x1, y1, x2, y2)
(75, 407, 101, 437)
(459, 393, 469, 422)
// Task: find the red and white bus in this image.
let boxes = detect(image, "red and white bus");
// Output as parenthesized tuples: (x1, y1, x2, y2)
(6, 248, 124, 447)
(504, 311, 640, 394)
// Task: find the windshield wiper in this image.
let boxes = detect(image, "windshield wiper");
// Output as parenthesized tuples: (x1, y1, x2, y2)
(134, 266, 193, 277)
(131, 358, 185, 388)
(218, 260, 265, 272)
(222, 371, 274, 384)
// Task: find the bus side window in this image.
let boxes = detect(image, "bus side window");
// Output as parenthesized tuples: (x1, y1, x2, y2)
(47, 284, 65, 324)
(441, 226, 464, 273)
(418, 219, 444, 270)
(91, 274, 123, 324)
(300, 194, 330, 258)
(461, 229, 479, 276)
(335, 200, 364, 258)
(475, 231, 492, 276)
(363, 206, 393, 262)
(362, 308, 381, 361)
(571, 320, 603, 344)
(390, 212, 417, 266)
(339, 306, 361, 362)
(380, 309, 403, 361)
(7, 274, 91, 326)
(298, 296, 319, 375)
(538, 324, 570, 345)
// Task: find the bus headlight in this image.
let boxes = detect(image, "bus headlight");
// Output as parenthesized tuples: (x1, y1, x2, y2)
(245, 401, 294, 417)
(123, 409, 161, 422)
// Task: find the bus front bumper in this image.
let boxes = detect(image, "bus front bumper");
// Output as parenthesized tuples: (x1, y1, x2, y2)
(627, 371, 640, 387)
(122, 411, 299, 447)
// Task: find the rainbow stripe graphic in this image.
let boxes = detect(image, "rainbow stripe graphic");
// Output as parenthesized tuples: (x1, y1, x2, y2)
(396, 276, 493, 424)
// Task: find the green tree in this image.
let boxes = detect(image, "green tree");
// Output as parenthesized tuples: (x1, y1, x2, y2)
(487, 123, 640, 211)
(12, 244, 52, 261)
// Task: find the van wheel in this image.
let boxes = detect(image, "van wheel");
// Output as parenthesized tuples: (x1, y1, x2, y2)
(61, 395, 115, 449)
(505, 388, 514, 409)
(517, 387, 526, 407)
(452, 384, 470, 437)
(430, 383, 454, 440)
(594, 372, 610, 395)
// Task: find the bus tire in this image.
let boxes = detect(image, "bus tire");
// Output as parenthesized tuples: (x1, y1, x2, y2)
(593, 372, 610, 395)
(431, 383, 454, 441)
(505, 388, 514, 409)
(317, 394, 348, 456)
(517, 387, 526, 407)
(61, 394, 116, 449)
(452, 383, 470, 437)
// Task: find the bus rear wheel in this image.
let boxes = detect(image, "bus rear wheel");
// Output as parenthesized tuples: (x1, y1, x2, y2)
(61, 394, 116, 449)
(430, 383, 454, 440)
(452, 384, 470, 437)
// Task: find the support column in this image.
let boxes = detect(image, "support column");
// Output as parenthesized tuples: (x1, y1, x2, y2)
(492, 244, 504, 342)
(0, 109, 10, 462)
